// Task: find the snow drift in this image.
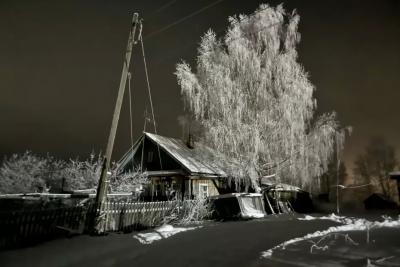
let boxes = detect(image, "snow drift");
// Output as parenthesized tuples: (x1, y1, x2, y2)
(134, 224, 201, 244)
(261, 214, 400, 258)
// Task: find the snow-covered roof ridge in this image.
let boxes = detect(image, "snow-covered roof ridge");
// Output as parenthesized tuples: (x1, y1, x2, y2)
(144, 132, 228, 177)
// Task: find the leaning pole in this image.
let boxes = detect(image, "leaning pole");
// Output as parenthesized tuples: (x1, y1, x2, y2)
(93, 13, 140, 234)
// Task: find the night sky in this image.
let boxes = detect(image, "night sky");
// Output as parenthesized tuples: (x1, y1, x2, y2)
(1, 0, 399, 174)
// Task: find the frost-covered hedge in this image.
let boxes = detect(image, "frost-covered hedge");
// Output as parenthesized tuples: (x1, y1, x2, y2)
(0, 151, 147, 194)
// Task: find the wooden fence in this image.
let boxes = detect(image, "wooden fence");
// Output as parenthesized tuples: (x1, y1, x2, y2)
(0, 200, 194, 250)
(100, 200, 194, 232)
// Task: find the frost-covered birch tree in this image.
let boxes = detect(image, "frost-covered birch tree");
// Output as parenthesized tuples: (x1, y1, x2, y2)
(175, 4, 349, 189)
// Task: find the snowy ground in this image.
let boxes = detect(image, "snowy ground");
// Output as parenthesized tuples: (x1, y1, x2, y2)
(133, 224, 201, 244)
(262, 214, 400, 266)
(0, 213, 399, 267)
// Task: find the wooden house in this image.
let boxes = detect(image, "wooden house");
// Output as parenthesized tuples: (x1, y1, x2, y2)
(117, 132, 228, 200)
(364, 193, 398, 210)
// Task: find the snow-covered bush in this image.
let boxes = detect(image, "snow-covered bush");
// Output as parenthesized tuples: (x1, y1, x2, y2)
(0, 151, 48, 193)
(0, 151, 149, 194)
(164, 199, 211, 225)
(60, 153, 103, 191)
(109, 168, 149, 193)
(42, 156, 66, 192)
(0, 151, 100, 193)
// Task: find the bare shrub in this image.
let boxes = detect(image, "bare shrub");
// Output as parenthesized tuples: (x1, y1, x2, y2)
(109, 168, 149, 193)
(61, 153, 102, 191)
(164, 199, 212, 225)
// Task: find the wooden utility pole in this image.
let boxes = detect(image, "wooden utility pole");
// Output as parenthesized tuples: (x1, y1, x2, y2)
(335, 134, 341, 214)
(94, 13, 140, 233)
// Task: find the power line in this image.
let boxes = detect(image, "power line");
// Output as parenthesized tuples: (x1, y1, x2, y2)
(144, 2, 284, 45)
(150, 0, 179, 16)
(150, 8, 282, 64)
(143, 0, 179, 22)
(143, 0, 225, 40)
(144, 3, 286, 42)
(139, 27, 163, 170)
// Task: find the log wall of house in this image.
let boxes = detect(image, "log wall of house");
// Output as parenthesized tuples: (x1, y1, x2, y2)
(144, 176, 219, 200)
(191, 178, 219, 197)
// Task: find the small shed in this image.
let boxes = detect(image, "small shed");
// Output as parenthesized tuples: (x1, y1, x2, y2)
(364, 193, 398, 210)
(209, 193, 266, 220)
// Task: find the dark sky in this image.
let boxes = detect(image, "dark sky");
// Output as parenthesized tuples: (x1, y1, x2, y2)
(1, 0, 399, 174)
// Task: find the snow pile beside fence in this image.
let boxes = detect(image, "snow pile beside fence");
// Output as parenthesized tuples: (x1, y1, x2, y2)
(133, 224, 201, 244)
(261, 215, 400, 258)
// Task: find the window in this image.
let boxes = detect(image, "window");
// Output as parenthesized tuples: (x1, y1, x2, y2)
(198, 183, 209, 198)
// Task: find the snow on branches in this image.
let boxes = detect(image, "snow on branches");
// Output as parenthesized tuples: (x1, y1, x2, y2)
(0, 151, 148, 194)
(175, 4, 349, 188)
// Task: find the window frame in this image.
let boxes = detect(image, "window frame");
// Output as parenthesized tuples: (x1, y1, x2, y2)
(198, 183, 209, 198)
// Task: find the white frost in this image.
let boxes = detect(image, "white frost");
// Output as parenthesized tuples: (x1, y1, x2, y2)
(133, 224, 200, 244)
(261, 215, 400, 258)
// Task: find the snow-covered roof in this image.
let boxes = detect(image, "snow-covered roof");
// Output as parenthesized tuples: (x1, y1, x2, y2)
(144, 132, 227, 177)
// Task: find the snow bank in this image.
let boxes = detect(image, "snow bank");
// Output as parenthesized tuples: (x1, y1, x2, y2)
(134, 224, 200, 244)
(261, 215, 400, 258)
(298, 213, 354, 224)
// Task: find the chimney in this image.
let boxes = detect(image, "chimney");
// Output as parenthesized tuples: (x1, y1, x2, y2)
(186, 131, 194, 149)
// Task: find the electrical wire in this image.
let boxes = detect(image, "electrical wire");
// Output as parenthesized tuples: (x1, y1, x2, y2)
(139, 26, 163, 170)
(150, 0, 179, 17)
(143, 0, 225, 40)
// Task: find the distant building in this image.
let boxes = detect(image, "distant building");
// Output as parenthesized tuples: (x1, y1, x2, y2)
(364, 193, 398, 210)
(117, 132, 229, 200)
(389, 171, 400, 203)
